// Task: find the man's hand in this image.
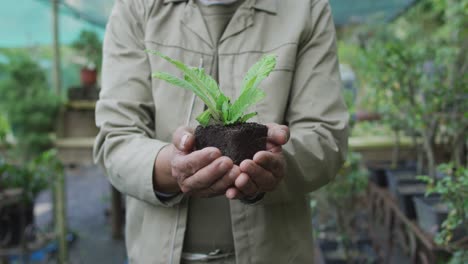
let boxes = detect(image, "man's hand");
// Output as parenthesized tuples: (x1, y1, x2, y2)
(226, 123, 289, 200)
(153, 126, 240, 198)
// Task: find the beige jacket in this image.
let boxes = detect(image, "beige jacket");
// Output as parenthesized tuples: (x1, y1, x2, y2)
(93, 0, 349, 263)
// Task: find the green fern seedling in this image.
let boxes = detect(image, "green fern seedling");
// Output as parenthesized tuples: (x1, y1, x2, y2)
(147, 50, 276, 127)
(147, 50, 276, 164)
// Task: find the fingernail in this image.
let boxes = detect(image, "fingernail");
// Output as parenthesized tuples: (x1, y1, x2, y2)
(279, 129, 288, 141)
(267, 129, 274, 138)
(210, 150, 220, 159)
(220, 159, 232, 171)
(220, 162, 228, 171)
(229, 166, 240, 179)
(180, 134, 189, 149)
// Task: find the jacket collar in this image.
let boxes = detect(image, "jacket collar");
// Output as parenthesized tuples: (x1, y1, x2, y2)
(163, 0, 277, 14)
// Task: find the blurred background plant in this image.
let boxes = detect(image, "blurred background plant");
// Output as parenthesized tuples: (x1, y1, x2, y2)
(0, 150, 63, 203)
(0, 49, 64, 249)
(0, 50, 62, 159)
(0, 114, 9, 144)
(70, 30, 102, 71)
(419, 164, 468, 263)
(311, 71, 371, 262)
(355, 0, 467, 177)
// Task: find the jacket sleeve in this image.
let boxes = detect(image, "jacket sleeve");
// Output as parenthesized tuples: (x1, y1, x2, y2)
(281, 0, 349, 196)
(93, 0, 183, 207)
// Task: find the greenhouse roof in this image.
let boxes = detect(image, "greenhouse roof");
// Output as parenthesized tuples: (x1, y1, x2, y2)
(0, 0, 417, 47)
(330, 0, 417, 26)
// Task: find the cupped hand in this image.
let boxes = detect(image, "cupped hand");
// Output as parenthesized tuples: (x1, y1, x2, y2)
(225, 123, 289, 200)
(155, 126, 241, 198)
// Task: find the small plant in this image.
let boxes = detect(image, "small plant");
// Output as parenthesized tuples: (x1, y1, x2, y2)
(0, 52, 61, 159)
(0, 150, 62, 203)
(419, 164, 468, 262)
(147, 51, 277, 164)
(147, 50, 276, 127)
(71, 30, 103, 70)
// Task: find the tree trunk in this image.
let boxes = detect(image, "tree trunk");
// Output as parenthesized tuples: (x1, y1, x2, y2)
(391, 129, 400, 169)
(452, 125, 467, 167)
(334, 204, 353, 263)
(421, 122, 437, 178)
(412, 134, 424, 175)
(423, 135, 436, 178)
(54, 170, 68, 263)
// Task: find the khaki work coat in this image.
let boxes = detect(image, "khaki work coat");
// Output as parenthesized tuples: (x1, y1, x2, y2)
(93, 0, 349, 263)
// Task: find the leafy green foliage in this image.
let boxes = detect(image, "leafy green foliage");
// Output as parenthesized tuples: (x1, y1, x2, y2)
(0, 114, 9, 144)
(357, 0, 468, 177)
(325, 152, 369, 201)
(71, 30, 103, 70)
(0, 150, 63, 202)
(418, 164, 468, 262)
(0, 52, 62, 158)
(147, 50, 276, 126)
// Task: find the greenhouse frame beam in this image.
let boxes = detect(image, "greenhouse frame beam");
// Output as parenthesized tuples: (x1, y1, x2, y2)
(52, 1, 69, 263)
(37, 0, 107, 29)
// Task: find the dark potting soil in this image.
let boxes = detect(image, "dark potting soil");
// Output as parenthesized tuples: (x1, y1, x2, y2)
(195, 123, 268, 165)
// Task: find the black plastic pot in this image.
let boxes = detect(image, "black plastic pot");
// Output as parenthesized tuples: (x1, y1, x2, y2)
(385, 169, 420, 196)
(0, 202, 34, 247)
(318, 238, 339, 252)
(367, 161, 417, 188)
(324, 258, 347, 264)
(413, 196, 448, 235)
(369, 167, 388, 187)
(396, 183, 427, 219)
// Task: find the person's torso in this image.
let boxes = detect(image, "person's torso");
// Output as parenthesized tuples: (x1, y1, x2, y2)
(182, 0, 243, 255)
(126, 0, 315, 263)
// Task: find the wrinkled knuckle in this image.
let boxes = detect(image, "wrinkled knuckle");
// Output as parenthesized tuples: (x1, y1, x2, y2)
(173, 127, 185, 140)
(246, 161, 256, 172)
(180, 184, 191, 193)
(208, 186, 219, 196)
(221, 175, 234, 188)
(172, 169, 182, 180)
(195, 177, 212, 190)
(170, 157, 179, 169)
(184, 160, 198, 175)
(227, 169, 239, 182)
(218, 158, 233, 171)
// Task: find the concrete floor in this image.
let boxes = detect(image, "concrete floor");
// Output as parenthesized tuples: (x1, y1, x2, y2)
(33, 165, 326, 264)
(35, 165, 126, 264)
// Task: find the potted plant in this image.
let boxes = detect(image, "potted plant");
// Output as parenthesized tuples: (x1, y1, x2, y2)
(359, 34, 432, 219)
(68, 30, 102, 102)
(0, 52, 61, 159)
(311, 87, 374, 263)
(0, 151, 60, 246)
(0, 52, 62, 247)
(147, 51, 276, 164)
(71, 30, 102, 87)
(416, 164, 468, 262)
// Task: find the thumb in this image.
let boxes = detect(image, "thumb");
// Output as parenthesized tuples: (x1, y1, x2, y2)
(172, 126, 195, 153)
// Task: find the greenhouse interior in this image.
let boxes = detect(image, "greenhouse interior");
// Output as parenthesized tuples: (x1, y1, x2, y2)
(0, 0, 466, 263)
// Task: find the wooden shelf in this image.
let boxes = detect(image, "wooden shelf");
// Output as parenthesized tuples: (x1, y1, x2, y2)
(349, 136, 414, 150)
(66, 100, 96, 110)
(55, 137, 95, 148)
